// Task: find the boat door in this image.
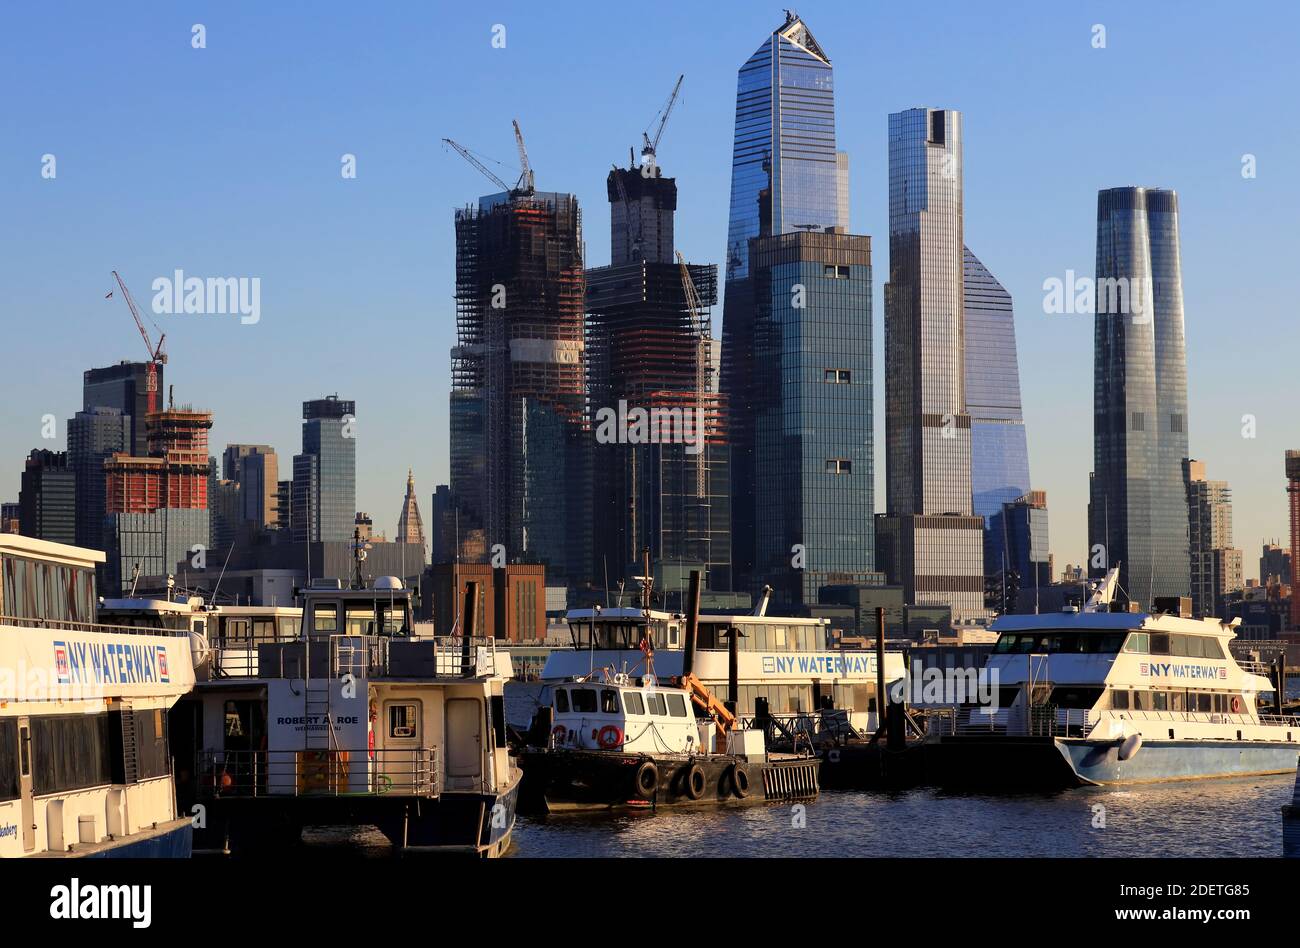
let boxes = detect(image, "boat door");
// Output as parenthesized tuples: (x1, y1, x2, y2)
(444, 698, 482, 790)
(1026, 654, 1052, 735)
(17, 716, 34, 852)
(380, 699, 423, 794)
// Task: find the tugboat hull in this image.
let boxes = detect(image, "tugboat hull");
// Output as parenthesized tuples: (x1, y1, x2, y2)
(518, 749, 817, 812)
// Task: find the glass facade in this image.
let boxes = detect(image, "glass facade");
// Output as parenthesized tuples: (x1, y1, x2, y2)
(722, 13, 845, 592)
(293, 396, 356, 543)
(751, 232, 875, 606)
(1089, 187, 1190, 606)
(879, 107, 984, 617)
(68, 407, 131, 551)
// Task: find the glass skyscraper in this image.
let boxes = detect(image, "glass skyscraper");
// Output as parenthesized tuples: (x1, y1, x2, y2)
(877, 107, 984, 618)
(1089, 187, 1190, 607)
(750, 231, 877, 605)
(292, 396, 356, 543)
(721, 12, 848, 590)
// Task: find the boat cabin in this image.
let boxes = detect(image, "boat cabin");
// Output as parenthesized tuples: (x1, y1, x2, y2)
(550, 679, 703, 754)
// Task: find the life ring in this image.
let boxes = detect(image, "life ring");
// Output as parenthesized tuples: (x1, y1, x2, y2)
(1231, 695, 1242, 714)
(728, 763, 750, 799)
(684, 763, 706, 800)
(551, 725, 567, 744)
(597, 724, 624, 749)
(634, 760, 659, 799)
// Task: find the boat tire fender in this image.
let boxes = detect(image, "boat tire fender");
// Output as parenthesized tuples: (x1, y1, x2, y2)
(634, 760, 659, 799)
(729, 764, 750, 799)
(684, 763, 706, 800)
(1118, 732, 1142, 761)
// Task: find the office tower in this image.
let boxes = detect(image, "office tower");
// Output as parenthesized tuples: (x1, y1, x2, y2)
(876, 107, 984, 618)
(998, 490, 1052, 612)
(397, 469, 426, 558)
(83, 361, 161, 458)
(1183, 459, 1241, 618)
(0, 502, 19, 534)
(429, 484, 454, 565)
(102, 404, 212, 590)
(1089, 187, 1191, 607)
(963, 246, 1045, 583)
(275, 479, 292, 535)
(747, 231, 876, 605)
(449, 188, 589, 582)
(209, 461, 242, 550)
(1260, 542, 1291, 586)
(18, 449, 76, 544)
(223, 444, 279, 532)
(1288, 451, 1300, 629)
(67, 406, 132, 551)
(587, 161, 730, 590)
(291, 396, 356, 543)
(721, 11, 846, 589)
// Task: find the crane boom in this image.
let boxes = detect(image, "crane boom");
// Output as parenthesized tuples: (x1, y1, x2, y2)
(442, 137, 512, 194)
(512, 119, 535, 193)
(642, 74, 684, 161)
(110, 270, 166, 415)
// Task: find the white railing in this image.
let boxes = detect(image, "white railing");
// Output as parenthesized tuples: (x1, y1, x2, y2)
(197, 747, 441, 798)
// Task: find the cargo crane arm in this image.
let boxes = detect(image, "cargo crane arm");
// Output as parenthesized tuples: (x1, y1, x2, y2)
(680, 672, 737, 734)
(442, 138, 512, 194)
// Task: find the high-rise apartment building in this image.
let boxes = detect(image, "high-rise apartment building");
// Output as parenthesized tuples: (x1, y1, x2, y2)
(19, 449, 76, 545)
(1089, 187, 1191, 607)
(223, 444, 279, 532)
(1183, 459, 1241, 618)
(1260, 542, 1291, 587)
(876, 107, 984, 618)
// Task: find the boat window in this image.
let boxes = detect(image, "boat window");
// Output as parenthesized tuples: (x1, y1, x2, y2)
(623, 692, 645, 715)
(1183, 636, 1205, 659)
(1123, 632, 1148, 653)
(1149, 633, 1170, 655)
(666, 693, 688, 717)
(0, 720, 17, 801)
(600, 689, 620, 714)
(668, 625, 679, 647)
(1134, 690, 1152, 711)
(647, 692, 667, 716)
(554, 689, 569, 713)
(1153, 692, 1169, 711)
(570, 689, 597, 713)
(1196, 693, 1212, 713)
(1111, 690, 1129, 710)
(389, 704, 419, 739)
(279, 616, 299, 640)
(1204, 638, 1225, 659)
(1049, 686, 1104, 709)
(313, 602, 338, 635)
(1170, 691, 1185, 712)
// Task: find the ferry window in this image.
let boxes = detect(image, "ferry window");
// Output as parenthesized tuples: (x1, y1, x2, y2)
(647, 693, 667, 716)
(1184, 636, 1205, 659)
(0, 720, 17, 801)
(1212, 693, 1225, 713)
(313, 602, 338, 635)
(1149, 633, 1170, 655)
(345, 602, 378, 636)
(253, 619, 275, 641)
(1112, 690, 1129, 710)
(1170, 692, 1185, 712)
(668, 625, 679, 647)
(1196, 693, 1212, 713)
(389, 704, 419, 739)
(571, 689, 597, 713)
(1153, 692, 1169, 711)
(1203, 638, 1225, 660)
(600, 689, 620, 714)
(1123, 632, 1148, 653)
(31, 714, 112, 795)
(1134, 691, 1151, 711)
(1050, 687, 1104, 709)
(554, 689, 569, 713)
(666, 694, 688, 717)
(624, 692, 645, 715)
(1169, 635, 1189, 657)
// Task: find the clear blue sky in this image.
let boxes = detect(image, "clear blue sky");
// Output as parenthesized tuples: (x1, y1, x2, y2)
(3, 1, 1296, 578)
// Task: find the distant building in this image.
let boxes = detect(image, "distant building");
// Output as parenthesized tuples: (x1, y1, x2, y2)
(396, 469, 426, 559)
(67, 407, 131, 552)
(998, 490, 1052, 611)
(426, 562, 546, 641)
(83, 361, 161, 457)
(19, 449, 75, 545)
(1261, 542, 1291, 587)
(0, 502, 20, 534)
(292, 396, 356, 543)
(1288, 451, 1300, 629)
(429, 484, 454, 565)
(223, 444, 279, 533)
(1184, 458, 1242, 618)
(208, 462, 242, 550)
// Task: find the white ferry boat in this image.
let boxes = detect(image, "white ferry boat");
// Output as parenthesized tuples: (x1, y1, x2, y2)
(0, 535, 197, 857)
(926, 569, 1300, 787)
(173, 575, 521, 857)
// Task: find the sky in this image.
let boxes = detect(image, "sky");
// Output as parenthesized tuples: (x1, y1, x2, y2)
(3, 0, 1297, 579)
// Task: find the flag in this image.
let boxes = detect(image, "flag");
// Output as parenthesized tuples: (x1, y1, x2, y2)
(105, 291, 113, 299)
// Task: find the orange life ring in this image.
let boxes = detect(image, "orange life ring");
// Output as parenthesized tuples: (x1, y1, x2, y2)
(597, 724, 624, 749)
(551, 724, 567, 741)
(1231, 695, 1242, 714)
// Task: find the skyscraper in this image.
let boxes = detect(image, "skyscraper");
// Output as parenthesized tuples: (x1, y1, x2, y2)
(1089, 187, 1191, 607)
(586, 156, 730, 590)
(1183, 459, 1241, 618)
(721, 11, 847, 589)
(876, 107, 985, 618)
(223, 444, 279, 532)
(67, 406, 131, 551)
(292, 396, 356, 543)
(1287, 451, 1300, 629)
(750, 230, 877, 605)
(449, 188, 589, 583)
(19, 449, 76, 544)
(397, 468, 426, 559)
(82, 361, 161, 458)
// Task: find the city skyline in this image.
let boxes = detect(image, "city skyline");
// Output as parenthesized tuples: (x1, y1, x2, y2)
(4, 3, 1298, 579)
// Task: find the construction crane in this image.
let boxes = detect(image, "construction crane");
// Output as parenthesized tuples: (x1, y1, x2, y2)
(512, 119, 535, 193)
(110, 270, 167, 416)
(676, 252, 709, 498)
(641, 74, 684, 169)
(442, 138, 513, 194)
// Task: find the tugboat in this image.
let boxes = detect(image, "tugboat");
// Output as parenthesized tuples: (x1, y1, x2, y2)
(926, 567, 1300, 788)
(175, 539, 521, 857)
(0, 534, 198, 857)
(519, 571, 820, 811)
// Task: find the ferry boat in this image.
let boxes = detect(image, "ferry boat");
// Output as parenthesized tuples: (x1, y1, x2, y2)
(173, 574, 521, 857)
(926, 569, 1300, 788)
(0, 535, 197, 857)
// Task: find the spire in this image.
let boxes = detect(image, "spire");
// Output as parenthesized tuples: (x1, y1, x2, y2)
(398, 468, 427, 557)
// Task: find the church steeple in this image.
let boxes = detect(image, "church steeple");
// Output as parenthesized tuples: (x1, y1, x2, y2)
(397, 468, 427, 558)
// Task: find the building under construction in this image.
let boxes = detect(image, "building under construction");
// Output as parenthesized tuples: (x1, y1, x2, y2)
(449, 189, 591, 584)
(586, 161, 731, 593)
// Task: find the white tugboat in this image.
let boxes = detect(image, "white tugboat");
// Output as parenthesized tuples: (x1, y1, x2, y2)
(926, 568, 1300, 787)
(0, 534, 197, 857)
(520, 571, 820, 811)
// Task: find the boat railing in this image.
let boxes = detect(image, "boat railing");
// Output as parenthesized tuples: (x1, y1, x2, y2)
(195, 747, 441, 798)
(934, 704, 1097, 738)
(208, 633, 500, 680)
(0, 614, 189, 637)
(741, 710, 860, 749)
(1237, 660, 1275, 678)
